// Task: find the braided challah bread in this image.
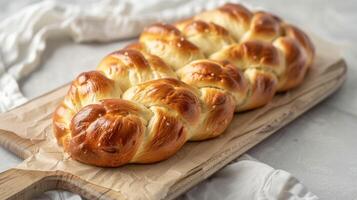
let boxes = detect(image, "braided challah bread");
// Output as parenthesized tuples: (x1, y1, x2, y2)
(53, 3, 315, 167)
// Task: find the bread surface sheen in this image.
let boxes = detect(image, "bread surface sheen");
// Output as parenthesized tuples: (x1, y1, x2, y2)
(53, 3, 315, 167)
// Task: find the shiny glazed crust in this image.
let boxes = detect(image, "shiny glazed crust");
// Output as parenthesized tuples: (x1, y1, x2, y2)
(53, 3, 315, 167)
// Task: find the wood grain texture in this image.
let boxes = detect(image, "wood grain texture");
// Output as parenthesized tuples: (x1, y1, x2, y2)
(0, 60, 347, 199)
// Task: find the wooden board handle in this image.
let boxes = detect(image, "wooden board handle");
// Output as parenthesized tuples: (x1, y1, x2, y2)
(0, 168, 55, 200)
(0, 168, 124, 200)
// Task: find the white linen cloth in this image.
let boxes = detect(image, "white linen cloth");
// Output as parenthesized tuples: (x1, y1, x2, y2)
(0, 0, 318, 199)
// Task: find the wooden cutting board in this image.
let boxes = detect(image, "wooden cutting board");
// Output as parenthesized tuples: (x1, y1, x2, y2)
(0, 59, 347, 200)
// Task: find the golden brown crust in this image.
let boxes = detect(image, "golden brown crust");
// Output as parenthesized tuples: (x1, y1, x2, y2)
(210, 41, 285, 76)
(97, 49, 176, 90)
(219, 3, 253, 23)
(123, 78, 201, 125)
(239, 68, 278, 111)
(177, 60, 244, 139)
(241, 11, 282, 42)
(274, 37, 309, 91)
(175, 20, 235, 56)
(177, 59, 248, 107)
(141, 23, 199, 52)
(195, 3, 253, 40)
(139, 23, 204, 70)
(53, 102, 74, 147)
(237, 41, 283, 72)
(53, 71, 122, 148)
(210, 41, 284, 110)
(190, 88, 235, 140)
(174, 17, 194, 31)
(284, 24, 315, 67)
(69, 71, 122, 108)
(68, 99, 150, 167)
(133, 106, 187, 163)
(124, 42, 145, 51)
(181, 20, 230, 36)
(53, 2, 315, 167)
(143, 23, 182, 38)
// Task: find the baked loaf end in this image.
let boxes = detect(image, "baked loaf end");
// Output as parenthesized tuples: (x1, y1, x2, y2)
(53, 3, 315, 167)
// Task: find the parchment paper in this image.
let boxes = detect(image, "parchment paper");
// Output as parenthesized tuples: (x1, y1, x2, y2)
(0, 34, 342, 200)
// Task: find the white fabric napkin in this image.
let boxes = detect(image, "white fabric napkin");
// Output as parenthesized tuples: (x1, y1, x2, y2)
(0, 0, 318, 199)
(180, 155, 318, 200)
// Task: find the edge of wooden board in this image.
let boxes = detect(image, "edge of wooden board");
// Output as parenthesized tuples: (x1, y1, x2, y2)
(165, 59, 347, 199)
(0, 59, 347, 200)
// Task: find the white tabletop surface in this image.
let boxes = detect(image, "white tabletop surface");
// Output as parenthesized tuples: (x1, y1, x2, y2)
(1, 0, 357, 199)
